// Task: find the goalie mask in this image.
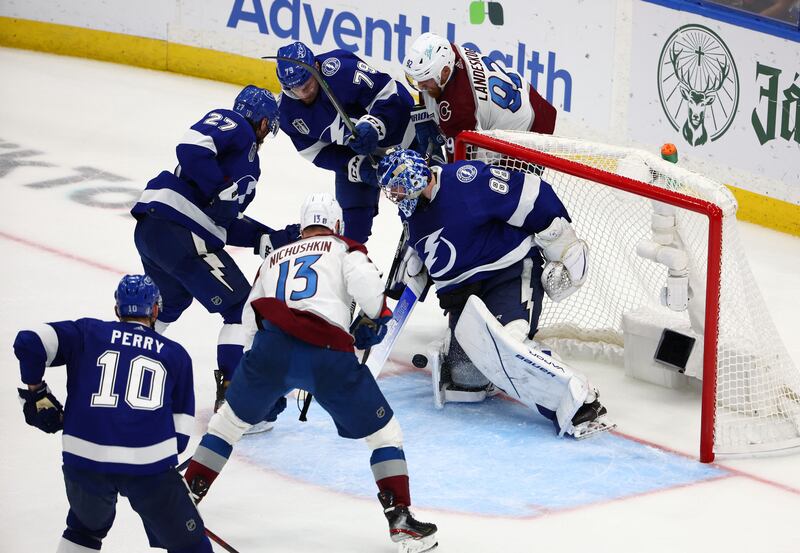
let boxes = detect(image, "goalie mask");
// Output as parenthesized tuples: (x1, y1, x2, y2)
(377, 149, 431, 217)
(115, 274, 162, 318)
(233, 85, 279, 136)
(300, 192, 344, 235)
(403, 32, 455, 91)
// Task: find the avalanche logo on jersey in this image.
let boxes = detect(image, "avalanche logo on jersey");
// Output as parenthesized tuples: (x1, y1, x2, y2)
(417, 228, 457, 278)
(321, 58, 341, 77)
(439, 101, 452, 121)
(292, 119, 310, 135)
(456, 164, 478, 183)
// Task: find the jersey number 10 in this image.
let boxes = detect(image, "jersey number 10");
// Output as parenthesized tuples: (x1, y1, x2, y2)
(91, 350, 166, 410)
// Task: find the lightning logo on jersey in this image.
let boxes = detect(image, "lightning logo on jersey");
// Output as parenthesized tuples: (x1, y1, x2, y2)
(419, 228, 456, 278)
(201, 253, 234, 292)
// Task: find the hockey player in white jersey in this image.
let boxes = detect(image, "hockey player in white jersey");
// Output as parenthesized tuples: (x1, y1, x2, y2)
(377, 148, 611, 438)
(184, 193, 438, 552)
(403, 32, 557, 160)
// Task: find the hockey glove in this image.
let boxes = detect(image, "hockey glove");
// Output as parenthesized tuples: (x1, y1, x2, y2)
(184, 459, 218, 504)
(535, 217, 589, 302)
(350, 302, 393, 350)
(18, 382, 63, 434)
(347, 155, 379, 188)
(255, 223, 302, 258)
(411, 107, 446, 160)
(206, 181, 240, 228)
(347, 115, 385, 155)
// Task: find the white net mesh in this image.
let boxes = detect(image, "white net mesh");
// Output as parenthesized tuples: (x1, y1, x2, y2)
(464, 130, 800, 457)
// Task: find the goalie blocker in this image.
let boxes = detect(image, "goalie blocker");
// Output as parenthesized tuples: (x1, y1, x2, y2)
(454, 296, 614, 439)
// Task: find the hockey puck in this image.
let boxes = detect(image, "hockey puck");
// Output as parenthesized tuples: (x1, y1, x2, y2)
(412, 354, 428, 368)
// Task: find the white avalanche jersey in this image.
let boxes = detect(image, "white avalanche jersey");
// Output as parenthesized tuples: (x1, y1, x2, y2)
(421, 44, 556, 159)
(242, 234, 384, 350)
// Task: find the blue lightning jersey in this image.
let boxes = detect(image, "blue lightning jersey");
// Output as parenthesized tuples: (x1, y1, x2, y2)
(279, 50, 415, 174)
(403, 161, 571, 294)
(14, 319, 195, 475)
(132, 108, 269, 251)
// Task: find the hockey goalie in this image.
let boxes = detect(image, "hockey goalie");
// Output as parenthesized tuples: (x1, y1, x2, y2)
(377, 148, 613, 439)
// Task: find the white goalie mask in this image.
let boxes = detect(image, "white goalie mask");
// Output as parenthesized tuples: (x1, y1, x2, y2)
(403, 32, 456, 90)
(300, 192, 344, 235)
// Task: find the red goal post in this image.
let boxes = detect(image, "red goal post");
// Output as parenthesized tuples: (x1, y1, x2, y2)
(454, 130, 800, 463)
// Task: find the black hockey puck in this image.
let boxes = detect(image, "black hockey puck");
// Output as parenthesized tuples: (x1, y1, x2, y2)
(412, 354, 428, 368)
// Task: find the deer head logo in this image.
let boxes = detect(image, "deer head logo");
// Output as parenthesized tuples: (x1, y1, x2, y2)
(658, 25, 739, 147)
(670, 45, 730, 146)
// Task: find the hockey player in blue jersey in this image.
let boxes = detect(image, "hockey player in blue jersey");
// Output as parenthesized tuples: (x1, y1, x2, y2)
(274, 41, 418, 244)
(377, 149, 611, 439)
(182, 193, 438, 553)
(131, 85, 296, 423)
(13, 274, 213, 553)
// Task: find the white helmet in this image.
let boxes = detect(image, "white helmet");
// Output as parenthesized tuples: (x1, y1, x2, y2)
(300, 192, 343, 234)
(403, 32, 455, 89)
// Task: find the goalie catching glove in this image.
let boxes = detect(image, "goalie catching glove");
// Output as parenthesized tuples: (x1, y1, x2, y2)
(350, 302, 393, 350)
(18, 382, 64, 433)
(535, 217, 588, 302)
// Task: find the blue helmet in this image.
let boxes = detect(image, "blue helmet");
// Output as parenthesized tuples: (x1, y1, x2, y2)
(233, 85, 279, 135)
(115, 274, 161, 318)
(377, 149, 432, 217)
(276, 41, 314, 90)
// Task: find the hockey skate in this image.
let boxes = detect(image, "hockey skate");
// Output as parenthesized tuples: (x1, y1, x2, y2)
(567, 392, 615, 440)
(378, 491, 438, 553)
(214, 371, 273, 436)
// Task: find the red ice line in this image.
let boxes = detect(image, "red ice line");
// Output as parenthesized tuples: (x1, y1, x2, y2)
(0, 229, 130, 275)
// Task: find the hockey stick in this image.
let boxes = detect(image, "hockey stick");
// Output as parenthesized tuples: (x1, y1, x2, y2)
(261, 55, 377, 166)
(366, 271, 431, 379)
(176, 459, 242, 552)
(205, 528, 241, 553)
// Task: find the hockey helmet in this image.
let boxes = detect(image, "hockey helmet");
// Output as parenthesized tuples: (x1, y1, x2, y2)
(300, 192, 344, 235)
(403, 32, 455, 90)
(233, 85, 279, 136)
(276, 41, 315, 90)
(377, 149, 431, 217)
(115, 274, 162, 318)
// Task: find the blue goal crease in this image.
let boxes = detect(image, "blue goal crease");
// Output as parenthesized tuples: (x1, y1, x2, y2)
(233, 372, 727, 517)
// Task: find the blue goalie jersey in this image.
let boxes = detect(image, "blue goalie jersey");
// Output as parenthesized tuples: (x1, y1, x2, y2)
(404, 161, 571, 294)
(131, 108, 267, 251)
(279, 49, 415, 171)
(14, 319, 195, 475)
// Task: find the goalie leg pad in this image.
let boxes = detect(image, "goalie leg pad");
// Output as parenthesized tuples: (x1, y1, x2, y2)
(454, 295, 592, 435)
(429, 336, 487, 408)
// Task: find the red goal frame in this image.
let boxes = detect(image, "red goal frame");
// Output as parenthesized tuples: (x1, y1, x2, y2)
(455, 130, 724, 462)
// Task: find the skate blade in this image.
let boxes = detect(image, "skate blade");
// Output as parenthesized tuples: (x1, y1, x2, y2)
(570, 417, 616, 440)
(398, 534, 438, 553)
(243, 421, 274, 436)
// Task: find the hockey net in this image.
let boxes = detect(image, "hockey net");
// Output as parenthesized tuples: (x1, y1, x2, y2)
(455, 130, 800, 462)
